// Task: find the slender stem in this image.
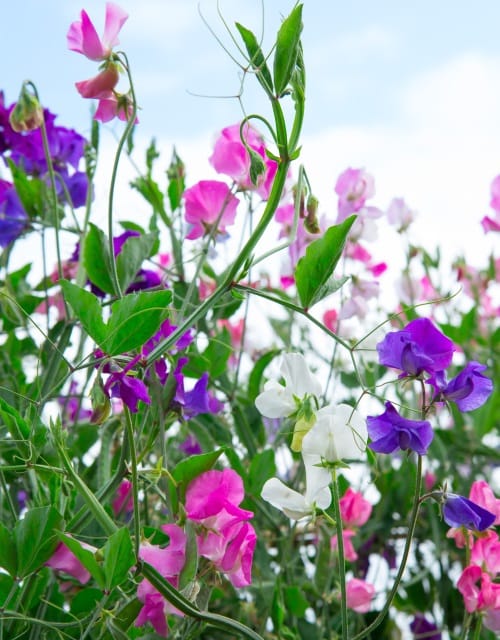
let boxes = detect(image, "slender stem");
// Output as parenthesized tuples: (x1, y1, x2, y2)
(352, 455, 423, 640)
(331, 468, 348, 640)
(123, 407, 141, 557)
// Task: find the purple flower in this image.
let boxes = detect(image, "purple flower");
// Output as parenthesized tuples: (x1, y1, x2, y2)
(377, 318, 455, 377)
(443, 494, 496, 531)
(179, 434, 202, 455)
(410, 615, 441, 640)
(0, 181, 27, 247)
(430, 361, 493, 412)
(367, 402, 434, 455)
(107, 373, 150, 413)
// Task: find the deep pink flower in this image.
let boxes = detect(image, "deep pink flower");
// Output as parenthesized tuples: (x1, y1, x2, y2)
(112, 479, 134, 516)
(469, 480, 500, 526)
(136, 524, 187, 636)
(219, 520, 257, 587)
(185, 469, 252, 522)
(46, 540, 96, 584)
(209, 122, 278, 199)
(75, 65, 120, 99)
(184, 180, 239, 240)
(67, 2, 128, 61)
(481, 215, 500, 233)
(340, 488, 372, 527)
(470, 530, 500, 576)
(345, 578, 375, 613)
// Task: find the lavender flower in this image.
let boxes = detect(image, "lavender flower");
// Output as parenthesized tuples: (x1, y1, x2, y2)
(443, 494, 496, 531)
(367, 401, 433, 455)
(377, 317, 455, 377)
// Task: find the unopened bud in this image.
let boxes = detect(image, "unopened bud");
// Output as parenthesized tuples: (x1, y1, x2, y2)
(90, 374, 111, 424)
(304, 194, 320, 233)
(9, 84, 43, 132)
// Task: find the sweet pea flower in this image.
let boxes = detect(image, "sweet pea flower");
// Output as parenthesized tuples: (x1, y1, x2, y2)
(339, 488, 373, 527)
(456, 566, 500, 631)
(261, 452, 331, 520)
(469, 480, 500, 525)
(67, 2, 128, 61)
(442, 494, 496, 531)
(183, 180, 239, 240)
(0, 181, 28, 247)
(345, 578, 375, 613)
(376, 317, 455, 377)
(331, 528, 358, 561)
(301, 404, 367, 463)
(470, 530, 500, 576)
(136, 524, 186, 637)
(93, 91, 136, 124)
(367, 402, 433, 455)
(410, 615, 441, 640)
(255, 353, 322, 419)
(335, 167, 375, 220)
(429, 361, 493, 412)
(386, 197, 417, 232)
(75, 65, 120, 99)
(46, 539, 97, 584)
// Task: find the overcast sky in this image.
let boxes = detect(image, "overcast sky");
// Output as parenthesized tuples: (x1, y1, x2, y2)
(3, 0, 500, 268)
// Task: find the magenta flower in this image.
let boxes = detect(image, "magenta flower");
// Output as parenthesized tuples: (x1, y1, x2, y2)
(183, 180, 239, 240)
(339, 488, 372, 527)
(209, 122, 278, 199)
(367, 402, 433, 455)
(136, 524, 186, 637)
(67, 2, 128, 61)
(430, 361, 493, 412)
(46, 540, 96, 584)
(185, 469, 252, 522)
(112, 479, 133, 516)
(377, 317, 455, 377)
(443, 494, 495, 531)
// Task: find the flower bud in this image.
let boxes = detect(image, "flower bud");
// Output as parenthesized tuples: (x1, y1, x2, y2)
(90, 374, 111, 424)
(9, 84, 43, 132)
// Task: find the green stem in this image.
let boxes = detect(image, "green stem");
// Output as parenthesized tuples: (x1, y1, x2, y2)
(140, 562, 264, 640)
(352, 455, 423, 640)
(331, 468, 348, 640)
(123, 407, 141, 557)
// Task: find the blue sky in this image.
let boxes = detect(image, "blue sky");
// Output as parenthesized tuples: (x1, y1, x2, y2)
(3, 1, 500, 266)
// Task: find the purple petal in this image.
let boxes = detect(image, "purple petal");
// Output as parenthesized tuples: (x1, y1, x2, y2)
(443, 495, 495, 531)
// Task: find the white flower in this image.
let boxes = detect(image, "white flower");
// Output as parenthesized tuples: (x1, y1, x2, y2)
(261, 453, 331, 520)
(255, 353, 322, 419)
(302, 404, 367, 463)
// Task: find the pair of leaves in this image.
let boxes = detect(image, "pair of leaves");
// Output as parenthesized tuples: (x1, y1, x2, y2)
(61, 280, 171, 356)
(83, 223, 157, 296)
(236, 3, 303, 97)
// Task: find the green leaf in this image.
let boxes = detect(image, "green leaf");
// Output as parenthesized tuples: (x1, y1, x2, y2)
(171, 449, 225, 512)
(7, 160, 43, 218)
(284, 585, 309, 617)
(15, 506, 64, 578)
(116, 232, 158, 292)
(0, 522, 17, 577)
(0, 396, 30, 439)
(167, 147, 185, 212)
(273, 4, 303, 95)
(235, 22, 273, 93)
(60, 280, 106, 345)
(295, 216, 356, 309)
(83, 223, 115, 295)
(57, 532, 105, 589)
(102, 289, 171, 355)
(102, 527, 135, 591)
(178, 520, 198, 590)
(248, 449, 276, 495)
(70, 588, 104, 617)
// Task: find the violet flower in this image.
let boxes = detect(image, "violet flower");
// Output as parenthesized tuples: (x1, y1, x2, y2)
(367, 401, 433, 455)
(410, 615, 441, 640)
(443, 494, 496, 531)
(430, 361, 493, 411)
(376, 317, 455, 377)
(0, 181, 27, 247)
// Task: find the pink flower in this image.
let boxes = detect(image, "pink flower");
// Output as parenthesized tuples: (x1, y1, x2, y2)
(335, 168, 375, 220)
(469, 480, 500, 525)
(136, 524, 187, 637)
(112, 479, 134, 516)
(489, 175, 500, 213)
(67, 2, 128, 61)
(458, 565, 482, 613)
(46, 539, 96, 584)
(219, 520, 257, 588)
(471, 530, 500, 576)
(183, 180, 239, 240)
(209, 122, 278, 199)
(185, 468, 252, 523)
(323, 309, 338, 333)
(340, 488, 372, 527)
(346, 578, 375, 613)
(75, 65, 120, 99)
(481, 215, 500, 233)
(94, 92, 136, 123)
(331, 528, 358, 562)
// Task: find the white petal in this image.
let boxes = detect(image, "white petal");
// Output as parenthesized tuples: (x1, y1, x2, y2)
(261, 478, 311, 519)
(302, 453, 332, 508)
(281, 353, 322, 399)
(255, 380, 295, 418)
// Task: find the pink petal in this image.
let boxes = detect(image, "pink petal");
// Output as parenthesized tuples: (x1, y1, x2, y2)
(103, 2, 129, 50)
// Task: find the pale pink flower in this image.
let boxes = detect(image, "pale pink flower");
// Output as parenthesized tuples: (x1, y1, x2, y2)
(335, 168, 375, 221)
(469, 480, 500, 525)
(67, 2, 128, 61)
(346, 578, 375, 613)
(470, 530, 500, 576)
(183, 180, 239, 240)
(386, 197, 416, 232)
(209, 122, 278, 199)
(339, 488, 372, 527)
(489, 175, 500, 212)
